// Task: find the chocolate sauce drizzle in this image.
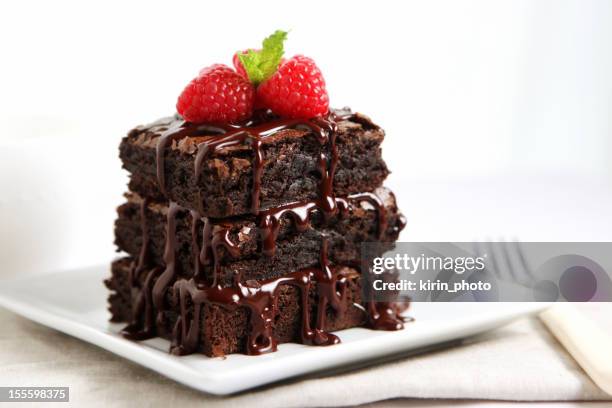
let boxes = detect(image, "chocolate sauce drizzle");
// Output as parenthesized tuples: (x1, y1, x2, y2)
(156, 113, 338, 214)
(257, 191, 388, 258)
(121, 197, 160, 340)
(122, 111, 406, 354)
(171, 239, 346, 355)
(128, 197, 149, 287)
(151, 202, 181, 316)
(197, 218, 240, 286)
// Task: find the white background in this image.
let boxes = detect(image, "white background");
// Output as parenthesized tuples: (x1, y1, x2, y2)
(0, 0, 611, 277)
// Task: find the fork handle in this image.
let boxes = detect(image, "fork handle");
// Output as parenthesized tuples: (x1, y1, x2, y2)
(540, 303, 612, 396)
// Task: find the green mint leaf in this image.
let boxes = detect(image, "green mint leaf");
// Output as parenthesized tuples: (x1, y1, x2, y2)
(239, 30, 288, 85)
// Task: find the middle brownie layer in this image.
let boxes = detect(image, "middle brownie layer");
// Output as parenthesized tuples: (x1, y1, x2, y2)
(115, 186, 405, 287)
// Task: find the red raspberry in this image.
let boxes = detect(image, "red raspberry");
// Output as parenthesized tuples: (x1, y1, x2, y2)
(176, 64, 254, 123)
(256, 55, 329, 119)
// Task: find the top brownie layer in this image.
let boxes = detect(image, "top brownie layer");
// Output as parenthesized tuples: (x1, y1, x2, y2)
(120, 109, 389, 218)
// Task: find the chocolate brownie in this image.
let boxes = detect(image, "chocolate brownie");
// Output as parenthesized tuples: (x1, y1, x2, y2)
(119, 109, 389, 217)
(107, 257, 370, 357)
(114, 187, 405, 286)
(110, 104, 407, 356)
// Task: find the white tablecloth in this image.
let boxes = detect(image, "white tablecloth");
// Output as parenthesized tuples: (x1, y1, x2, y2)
(1, 306, 609, 407)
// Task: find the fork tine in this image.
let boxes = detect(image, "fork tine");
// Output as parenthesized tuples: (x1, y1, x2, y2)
(472, 241, 482, 263)
(474, 241, 497, 278)
(486, 241, 503, 278)
(500, 238, 524, 284)
(502, 239, 538, 286)
(470, 241, 500, 301)
(512, 240, 536, 281)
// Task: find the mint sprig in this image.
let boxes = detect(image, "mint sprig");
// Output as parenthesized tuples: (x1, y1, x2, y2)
(239, 30, 288, 85)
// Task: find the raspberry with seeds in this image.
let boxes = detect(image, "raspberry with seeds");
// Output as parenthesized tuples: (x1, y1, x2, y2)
(176, 64, 254, 123)
(256, 55, 329, 119)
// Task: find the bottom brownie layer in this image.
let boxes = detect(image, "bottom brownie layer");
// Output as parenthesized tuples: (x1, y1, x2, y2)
(106, 257, 406, 357)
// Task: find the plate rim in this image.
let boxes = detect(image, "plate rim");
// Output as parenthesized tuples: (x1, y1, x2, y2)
(0, 265, 550, 395)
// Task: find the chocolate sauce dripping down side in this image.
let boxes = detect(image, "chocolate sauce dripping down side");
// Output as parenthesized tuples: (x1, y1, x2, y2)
(189, 210, 204, 282)
(299, 239, 345, 346)
(151, 202, 182, 330)
(188, 211, 242, 287)
(258, 200, 321, 257)
(194, 219, 241, 286)
(315, 117, 339, 217)
(362, 189, 407, 330)
(127, 202, 240, 352)
(129, 197, 150, 287)
(397, 213, 407, 232)
(210, 225, 241, 285)
(170, 239, 348, 356)
(361, 192, 405, 330)
(250, 138, 264, 214)
(366, 302, 406, 331)
(122, 197, 160, 340)
(257, 191, 388, 259)
(345, 255, 407, 331)
(121, 266, 161, 340)
(347, 192, 388, 240)
(193, 116, 337, 216)
(170, 272, 288, 355)
(196, 218, 212, 283)
(155, 121, 186, 196)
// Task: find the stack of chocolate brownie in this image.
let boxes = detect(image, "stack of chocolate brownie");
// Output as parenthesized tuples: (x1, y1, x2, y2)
(106, 108, 406, 357)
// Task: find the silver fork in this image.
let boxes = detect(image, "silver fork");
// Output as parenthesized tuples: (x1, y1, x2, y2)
(474, 240, 612, 396)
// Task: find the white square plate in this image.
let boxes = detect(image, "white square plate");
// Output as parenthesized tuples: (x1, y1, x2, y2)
(0, 265, 548, 395)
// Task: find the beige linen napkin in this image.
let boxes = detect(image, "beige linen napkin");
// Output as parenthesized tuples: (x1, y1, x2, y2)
(0, 308, 609, 407)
